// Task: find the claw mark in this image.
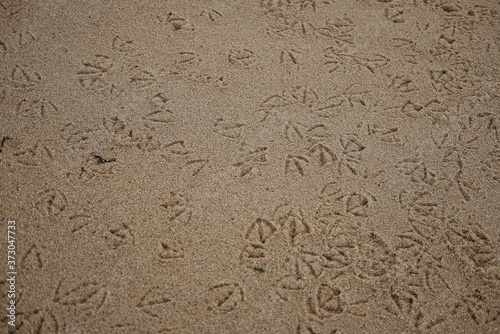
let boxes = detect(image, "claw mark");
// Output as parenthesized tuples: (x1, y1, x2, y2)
(21, 244, 43, 272)
(106, 223, 134, 248)
(228, 48, 257, 69)
(17, 98, 59, 118)
(200, 9, 223, 22)
(385, 4, 405, 23)
(207, 283, 244, 314)
(14, 309, 61, 334)
(273, 204, 311, 243)
(160, 191, 192, 225)
(173, 51, 201, 70)
(280, 49, 300, 65)
(112, 35, 134, 53)
(69, 212, 93, 233)
(285, 154, 310, 176)
(157, 12, 195, 31)
(245, 218, 277, 244)
(12, 141, 53, 167)
(185, 159, 208, 176)
(396, 158, 436, 186)
(308, 284, 343, 318)
(129, 68, 155, 88)
(78, 152, 117, 182)
(233, 146, 269, 177)
(158, 242, 184, 260)
(323, 48, 389, 73)
(143, 94, 175, 123)
(60, 123, 94, 150)
(9, 64, 42, 89)
(346, 193, 376, 217)
(389, 75, 418, 93)
(0, 1, 30, 18)
(137, 287, 172, 318)
(285, 122, 304, 142)
(368, 124, 399, 143)
(308, 143, 337, 167)
(291, 86, 319, 108)
(35, 189, 67, 216)
(213, 118, 244, 139)
(241, 244, 266, 260)
(54, 280, 107, 319)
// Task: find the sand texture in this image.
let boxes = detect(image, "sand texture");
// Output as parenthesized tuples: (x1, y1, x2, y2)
(1, 0, 500, 333)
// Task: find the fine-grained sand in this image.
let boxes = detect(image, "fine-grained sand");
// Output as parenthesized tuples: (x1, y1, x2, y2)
(1, 1, 500, 333)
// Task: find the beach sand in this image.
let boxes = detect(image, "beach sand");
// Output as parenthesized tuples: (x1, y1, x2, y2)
(1, 0, 499, 333)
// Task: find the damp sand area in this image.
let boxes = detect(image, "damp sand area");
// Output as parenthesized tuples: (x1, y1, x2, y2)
(1, 1, 500, 333)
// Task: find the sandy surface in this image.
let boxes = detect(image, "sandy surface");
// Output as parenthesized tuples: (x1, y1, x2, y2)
(1, 0, 500, 333)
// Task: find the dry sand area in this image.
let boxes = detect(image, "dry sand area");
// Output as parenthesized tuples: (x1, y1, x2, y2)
(1, 0, 500, 333)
